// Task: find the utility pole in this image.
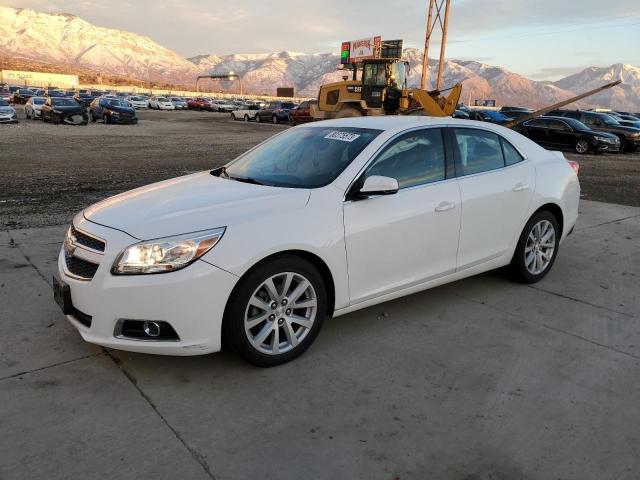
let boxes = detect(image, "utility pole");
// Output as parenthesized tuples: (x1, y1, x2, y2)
(420, 0, 451, 91)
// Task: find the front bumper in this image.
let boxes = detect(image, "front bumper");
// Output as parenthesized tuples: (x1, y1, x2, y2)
(57, 216, 239, 355)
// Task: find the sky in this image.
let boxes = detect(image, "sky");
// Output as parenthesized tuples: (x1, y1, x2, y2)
(2, 0, 639, 80)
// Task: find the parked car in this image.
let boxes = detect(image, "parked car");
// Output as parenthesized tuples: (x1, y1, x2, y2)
(54, 116, 579, 366)
(126, 96, 150, 109)
(187, 97, 213, 111)
(89, 97, 138, 124)
(74, 92, 94, 107)
(47, 90, 66, 98)
(548, 109, 640, 152)
(288, 100, 315, 125)
(255, 101, 296, 123)
(25, 97, 47, 119)
(0, 87, 12, 102)
(170, 97, 188, 110)
(12, 88, 35, 105)
(468, 109, 514, 125)
(514, 116, 620, 154)
(500, 106, 532, 115)
(0, 99, 18, 123)
(230, 104, 260, 121)
(210, 100, 235, 112)
(149, 96, 175, 110)
(41, 97, 88, 125)
(613, 114, 640, 129)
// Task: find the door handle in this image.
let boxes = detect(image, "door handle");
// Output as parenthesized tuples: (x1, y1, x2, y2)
(435, 201, 456, 212)
(512, 182, 529, 192)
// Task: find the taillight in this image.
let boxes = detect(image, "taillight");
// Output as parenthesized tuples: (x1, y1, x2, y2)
(568, 160, 579, 175)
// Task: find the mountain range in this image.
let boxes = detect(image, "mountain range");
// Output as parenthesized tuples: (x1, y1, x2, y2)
(1, 6, 638, 110)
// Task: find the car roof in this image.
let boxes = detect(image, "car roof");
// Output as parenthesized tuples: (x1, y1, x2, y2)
(298, 115, 513, 134)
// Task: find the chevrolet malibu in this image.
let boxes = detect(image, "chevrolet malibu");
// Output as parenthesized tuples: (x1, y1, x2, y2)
(54, 116, 580, 366)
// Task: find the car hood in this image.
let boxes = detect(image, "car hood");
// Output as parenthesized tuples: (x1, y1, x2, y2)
(107, 105, 135, 114)
(0, 107, 14, 114)
(52, 105, 85, 113)
(583, 130, 618, 139)
(596, 124, 640, 134)
(83, 171, 311, 239)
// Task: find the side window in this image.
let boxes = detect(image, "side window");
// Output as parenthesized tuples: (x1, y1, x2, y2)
(501, 138, 524, 166)
(453, 128, 504, 176)
(364, 129, 446, 189)
(525, 119, 547, 128)
(547, 120, 565, 130)
(299, 101, 308, 109)
(325, 90, 339, 106)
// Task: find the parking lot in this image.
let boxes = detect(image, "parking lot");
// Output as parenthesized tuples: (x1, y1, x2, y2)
(1, 107, 640, 479)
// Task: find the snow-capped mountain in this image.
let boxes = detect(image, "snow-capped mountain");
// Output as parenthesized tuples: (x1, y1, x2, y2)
(0, 6, 199, 85)
(0, 6, 637, 110)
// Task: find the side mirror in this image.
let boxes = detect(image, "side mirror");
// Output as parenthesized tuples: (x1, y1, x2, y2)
(358, 175, 399, 197)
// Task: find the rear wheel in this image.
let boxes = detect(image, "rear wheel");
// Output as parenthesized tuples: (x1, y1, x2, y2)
(335, 105, 363, 118)
(510, 210, 560, 283)
(25, 109, 31, 119)
(224, 255, 327, 367)
(272, 115, 279, 124)
(244, 114, 250, 122)
(574, 138, 590, 154)
(256, 114, 261, 123)
(104, 113, 110, 124)
(231, 113, 236, 121)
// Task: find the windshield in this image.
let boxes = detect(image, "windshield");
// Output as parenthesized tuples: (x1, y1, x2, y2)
(33, 98, 46, 105)
(224, 126, 381, 188)
(281, 102, 295, 109)
(600, 114, 620, 126)
(0, 99, 9, 107)
(107, 99, 129, 107)
(51, 98, 79, 107)
(157, 97, 168, 102)
(18, 89, 31, 94)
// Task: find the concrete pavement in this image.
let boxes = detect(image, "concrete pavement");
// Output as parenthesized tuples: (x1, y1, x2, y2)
(1, 200, 639, 480)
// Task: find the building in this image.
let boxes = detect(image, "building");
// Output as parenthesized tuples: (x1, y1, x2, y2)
(0, 70, 79, 88)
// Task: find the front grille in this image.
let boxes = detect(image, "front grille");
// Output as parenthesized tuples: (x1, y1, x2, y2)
(65, 254, 99, 280)
(72, 226, 105, 252)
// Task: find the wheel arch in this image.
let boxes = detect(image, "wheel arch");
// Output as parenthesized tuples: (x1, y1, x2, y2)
(222, 249, 337, 337)
(531, 202, 564, 237)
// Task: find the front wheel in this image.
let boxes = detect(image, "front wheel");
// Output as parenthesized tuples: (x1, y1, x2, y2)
(231, 113, 236, 121)
(272, 115, 279, 124)
(574, 138, 590, 154)
(255, 114, 261, 123)
(510, 211, 560, 283)
(224, 255, 327, 367)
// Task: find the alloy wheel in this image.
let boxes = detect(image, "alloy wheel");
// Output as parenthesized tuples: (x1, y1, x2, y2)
(524, 220, 556, 275)
(575, 140, 589, 154)
(244, 272, 317, 355)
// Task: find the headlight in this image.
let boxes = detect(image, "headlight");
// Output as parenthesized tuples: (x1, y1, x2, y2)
(629, 132, 640, 138)
(594, 136, 612, 142)
(112, 227, 225, 275)
(52, 109, 63, 114)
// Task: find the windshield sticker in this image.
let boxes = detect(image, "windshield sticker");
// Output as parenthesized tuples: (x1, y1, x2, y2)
(324, 131, 361, 142)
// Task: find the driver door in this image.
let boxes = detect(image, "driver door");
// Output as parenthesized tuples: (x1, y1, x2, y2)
(343, 128, 461, 304)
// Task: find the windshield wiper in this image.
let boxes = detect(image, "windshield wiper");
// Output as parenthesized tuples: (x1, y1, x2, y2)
(229, 175, 265, 185)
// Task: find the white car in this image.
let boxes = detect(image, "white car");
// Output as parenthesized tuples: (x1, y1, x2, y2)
(149, 96, 175, 110)
(126, 96, 149, 109)
(231, 104, 260, 121)
(210, 100, 235, 112)
(0, 99, 18, 123)
(25, 96, 47, 119)
(54, 116, 579, 366)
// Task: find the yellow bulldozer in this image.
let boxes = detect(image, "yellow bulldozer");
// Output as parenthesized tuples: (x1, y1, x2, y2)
(311, 56, 462, 120)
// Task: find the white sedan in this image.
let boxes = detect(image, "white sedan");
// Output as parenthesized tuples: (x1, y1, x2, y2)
(54, 116, 579, 366)
(126, 96, 149, 109)
(148, 96, 175, 110)
(25, 96, 47, 119)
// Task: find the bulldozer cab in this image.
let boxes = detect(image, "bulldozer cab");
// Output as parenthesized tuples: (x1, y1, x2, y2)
(361, 60, 408, 109)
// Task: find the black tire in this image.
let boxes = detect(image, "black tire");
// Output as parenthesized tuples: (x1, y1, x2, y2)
(574, 138, 590, 154)
(244, 114, 249, 122)
(272, 115, 279, 124)
(289, 116, 296, 126)
(104, 113, 110, 124)
(224, 255, 327, 367)
(231, 113, 236, 121)
(510, 210, 560, 284)
(335, 105, 363, 118)
(255, 114, 261, 123)
(616, 136, 626, 153)
(89, 111, 96, 122)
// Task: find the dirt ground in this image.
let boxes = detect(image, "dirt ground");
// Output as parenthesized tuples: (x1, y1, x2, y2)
(1, 107, 639, 228)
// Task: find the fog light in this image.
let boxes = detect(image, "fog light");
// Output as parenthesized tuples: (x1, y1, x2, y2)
(143, 321, 161, 337)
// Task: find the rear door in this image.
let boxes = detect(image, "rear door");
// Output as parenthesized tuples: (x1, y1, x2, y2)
(450, 127, 535, 270)
(523, 119, 549, 145)
(546, 119, 575, 149)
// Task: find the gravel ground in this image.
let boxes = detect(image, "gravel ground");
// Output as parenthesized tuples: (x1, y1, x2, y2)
(1, 106, 639, 229)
